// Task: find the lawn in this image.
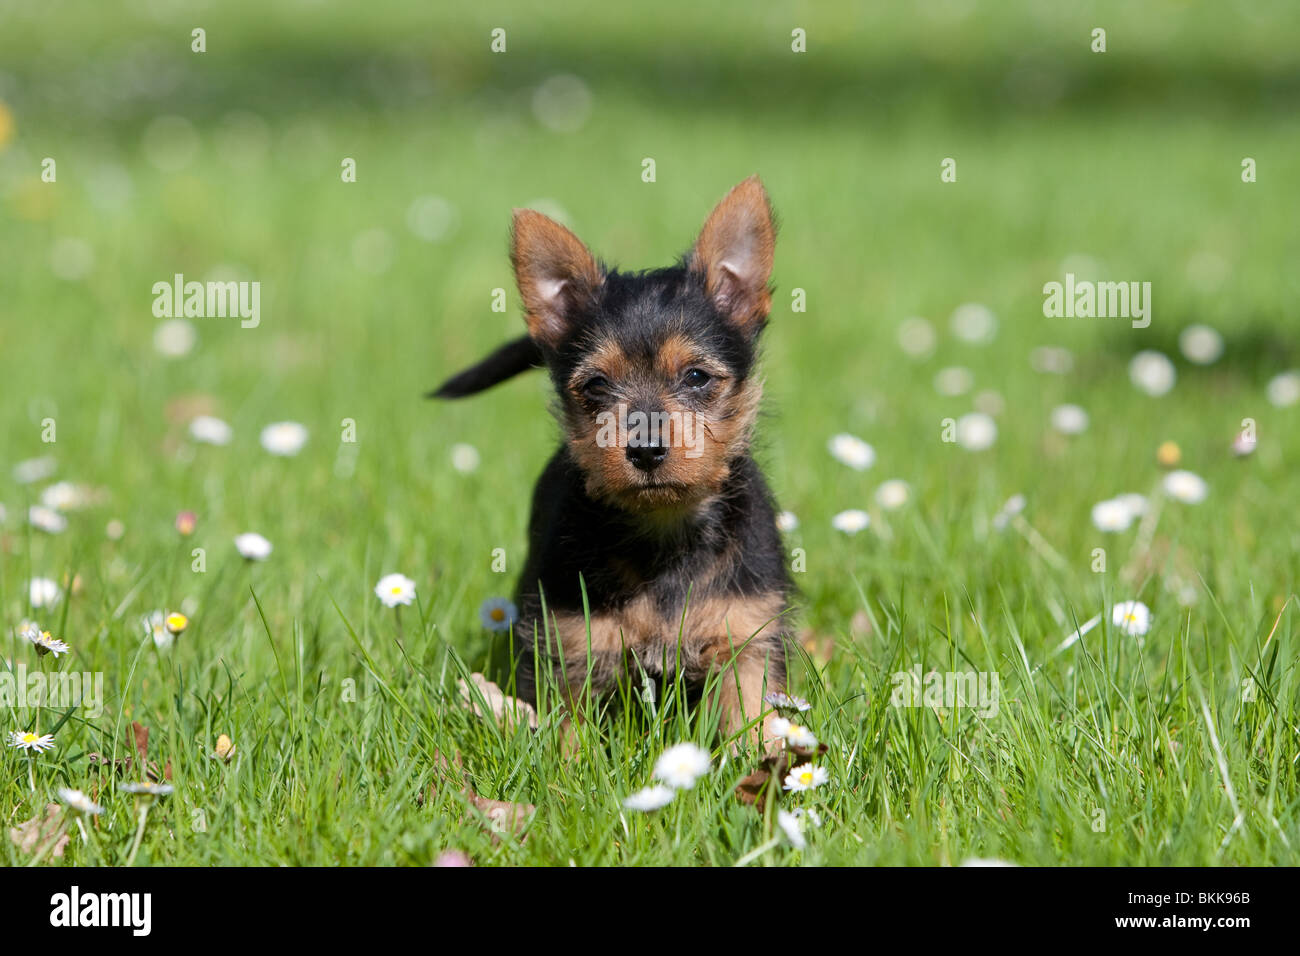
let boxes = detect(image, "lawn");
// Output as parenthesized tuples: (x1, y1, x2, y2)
(1, 0, 1298, 866)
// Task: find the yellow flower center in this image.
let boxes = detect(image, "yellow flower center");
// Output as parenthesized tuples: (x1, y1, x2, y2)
(391, 586, 402, 595)
(22, 733, 37, 743)
(799, 772, 813, 785)
(491, 608, 505, 622)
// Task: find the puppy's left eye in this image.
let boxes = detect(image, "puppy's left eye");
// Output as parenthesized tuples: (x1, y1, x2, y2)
(683, 368, 712, 389)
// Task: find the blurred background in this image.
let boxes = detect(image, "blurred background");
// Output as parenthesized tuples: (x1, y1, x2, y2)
(1, 0, 1297, 656)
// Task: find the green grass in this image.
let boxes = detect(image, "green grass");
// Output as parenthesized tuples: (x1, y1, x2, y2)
(1, 0, 1298, 866)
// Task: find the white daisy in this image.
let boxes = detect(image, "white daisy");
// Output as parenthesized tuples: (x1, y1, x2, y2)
(1129, 350, 1176, 397)
(950, 303, 997, 344)
(827, 434, 875, 471)
(875, 479, 910, 510)
(897, 316, 936, 358)
(1163, 470, 1208, 504)
(57, 788, 103, 815)
(764, 692, 811, 713)
(450, 443, 481, 473)
(106, 519, 126, 540)
(234, 532, 273, 560)
(12, 456, 56, 484)
(1266, 371, 1300, 408)
(771, 717, 818, 750)
(120, 781, 174, 796)
(933, 366, 974, 397)
(1117, 493, 1149, 517)
(190, 415, 233, 445)
(259, 421, 309, 456)
(142, 610, 173, 650)
(622, 785, 675, 812)
(153, 317, 196, 357)
(783, 763, 829, 792)
(775, 511, 799, 533)
(955, 412, 997, 451)
(1091, 498, 1134, 533)
(9, 731, 55, 753)
(1178, 325, 1223, 365)
(32, 631, 70, 657)
(652, 742, 711, 790)
(28, 577, 61, 608)
(40, 481, 90, 511)
(777, 809, 807, 849)
(375, 573, 417, 608)
(831, 509, 870, 534)
(1112, 600, 1151, 637)
(1232, 429, 1256, 457)
(1049, 404, 1089, 435)
(28, 505, 67, 534)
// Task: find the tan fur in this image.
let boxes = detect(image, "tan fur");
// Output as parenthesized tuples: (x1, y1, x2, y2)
(511, 209, 603, 347)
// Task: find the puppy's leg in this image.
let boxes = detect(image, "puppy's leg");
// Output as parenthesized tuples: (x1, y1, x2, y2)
(712, 640, 785, 754)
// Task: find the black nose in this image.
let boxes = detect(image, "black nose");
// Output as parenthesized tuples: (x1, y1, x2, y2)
(626, 443, 668, 472)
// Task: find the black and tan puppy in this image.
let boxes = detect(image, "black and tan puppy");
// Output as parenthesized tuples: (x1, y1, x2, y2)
(433, 176, 791, 748)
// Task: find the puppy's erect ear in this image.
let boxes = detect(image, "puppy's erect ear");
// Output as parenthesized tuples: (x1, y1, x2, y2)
(690, 176, 775, 333)
(511, 209, 603, 349)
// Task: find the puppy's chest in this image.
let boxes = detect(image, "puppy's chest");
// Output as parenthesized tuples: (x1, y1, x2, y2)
(553, 585, 785, 666)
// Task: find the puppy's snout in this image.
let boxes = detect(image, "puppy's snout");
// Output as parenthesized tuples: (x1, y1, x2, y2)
(626, 443, 667, 472)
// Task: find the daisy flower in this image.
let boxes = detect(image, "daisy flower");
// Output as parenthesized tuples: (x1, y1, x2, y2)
(1117, 493, 1148, 517)
(189, 415, 233, 446)
(950, 302, 997, 344)
(783, 763, 830, 792)
(40, 481, 91, 511)
(165, 612, 188, 635)
(1091, 498, 1134, 533)
(120, 782, 174, 797)
(897, 316, 936, 358)
(1178, 325, 1223, 365)
(142, 610, 173, 650)
(771, 717, 818, 750)
(652, 742, 711, 790)
(774, 511, 799, 533)
(17, 620, 42, 644)
(28, 505, 67, 534)
(827, 433, 875, 471)
(934, 366, 974, 396)
(9, 731, 56, 753)
(57, 788, 103, 815)
(1163, 470, 1208, 504)
(1049, 404, 1089, 435)
(28, 577, 62, 608)
(955, 412, 997, 451)
(259, 421, 308, 456)
(13, 456, 56, 485)
(234, 532, 273, 561)
(764, 691, 811, 713)
(831, 509, 870, 534)
(450, 443, 481, 473)
(622, 785, 675, 812)
(32, 631, 70, 657)
(1232, 429, 1256, 457)
(874, 479, 910, 511)
(374, 573, 417, 608)
(1266, 371, 1300, 408)
(479, 597, 517, 632)
(1129, 351, 1176, 397)
(1112, 600, 1151, 638)
(777, 809, 807, 850)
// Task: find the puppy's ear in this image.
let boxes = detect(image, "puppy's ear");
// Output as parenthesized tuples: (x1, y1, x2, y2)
(690, 176, 775, 334)
(511, 209, 603, 348)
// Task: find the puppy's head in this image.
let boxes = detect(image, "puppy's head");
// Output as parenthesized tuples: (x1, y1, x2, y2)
(511, 177, 776, 516)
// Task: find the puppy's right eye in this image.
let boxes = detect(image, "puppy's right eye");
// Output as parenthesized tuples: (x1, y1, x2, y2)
(581, 376, 611, 400)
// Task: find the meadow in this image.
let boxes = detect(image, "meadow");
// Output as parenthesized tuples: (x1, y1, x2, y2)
(1, 0, 1298, 866)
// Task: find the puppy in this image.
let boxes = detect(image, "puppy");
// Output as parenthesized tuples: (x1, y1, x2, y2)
(433, 176, 791, 748)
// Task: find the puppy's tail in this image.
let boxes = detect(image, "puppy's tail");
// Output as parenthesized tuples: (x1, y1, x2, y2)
(427, 335, 543, 399)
